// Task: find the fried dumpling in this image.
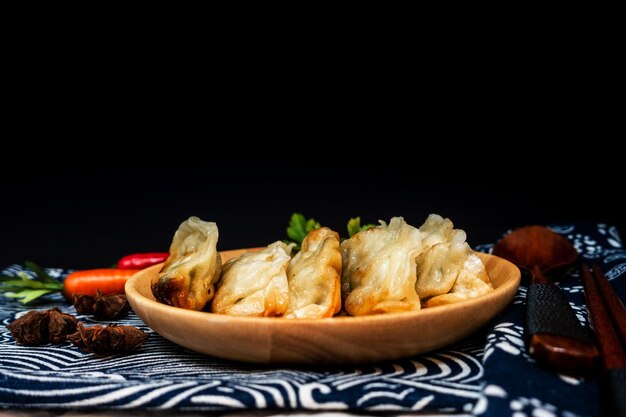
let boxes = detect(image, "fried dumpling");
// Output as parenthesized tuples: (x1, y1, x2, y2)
(415, 214, 492, 306)
(151, 216, 221, 311)
(419, 213, 456, 248)
(415, 227, 469, 298)
(212, 242, 292, 317)
(285, 227, 342, 319)
(424, 254, 493, 307)
(341, 217, 423, 316)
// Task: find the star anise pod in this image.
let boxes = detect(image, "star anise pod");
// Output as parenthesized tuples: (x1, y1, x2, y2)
(7, 310, 48, 345)
(72, 293, 96, 314)
(72, 291, 130, 320)
(93, 293, 130, 320)
(47, 308, 79, 344)
(7, 308, 78, 345)
(67, 323, 148, 356)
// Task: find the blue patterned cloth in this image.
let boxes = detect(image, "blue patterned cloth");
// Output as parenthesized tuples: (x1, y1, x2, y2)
(1, 224, 624, 416)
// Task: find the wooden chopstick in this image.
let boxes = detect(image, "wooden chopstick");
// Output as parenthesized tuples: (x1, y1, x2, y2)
(581, 264, 625, 368)
(581, 264, 626, 417)
(590, 264, 626, 350)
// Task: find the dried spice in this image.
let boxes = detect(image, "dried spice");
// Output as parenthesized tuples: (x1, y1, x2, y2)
(72, 293, 95, 315)
(7, 310, 48, 345)
(93, 293, 130, 320)
(7, 308, 78, 345)
(72, 291, 130, 320)
(47, 308, 79, 344)
(67, 323, 148, 356)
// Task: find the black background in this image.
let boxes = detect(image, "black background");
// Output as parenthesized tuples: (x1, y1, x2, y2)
(3, 27, 622, 269)
(1, 158, 623, 269)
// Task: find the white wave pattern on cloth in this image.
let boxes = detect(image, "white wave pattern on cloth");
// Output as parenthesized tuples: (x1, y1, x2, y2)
(0, 340, 484, 410)
(606, 263, 626, 280)
(0, 263, 484, 411)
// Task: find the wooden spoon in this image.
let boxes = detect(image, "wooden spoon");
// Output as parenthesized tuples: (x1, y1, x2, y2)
(493, 225, 599, 374)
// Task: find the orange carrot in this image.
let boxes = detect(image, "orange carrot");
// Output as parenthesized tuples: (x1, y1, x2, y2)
(63, 269, 140, 298)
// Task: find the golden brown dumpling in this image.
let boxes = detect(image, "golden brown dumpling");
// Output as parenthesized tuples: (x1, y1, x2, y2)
(151, 216, 221, 311)
(415, 232, 469, 298)
(341, 217, 423, 315)
(424, 254, 492, 307)
(285, 227, 342, 319)
(415, 214, 492, 307)
(212, 242, 292, 317)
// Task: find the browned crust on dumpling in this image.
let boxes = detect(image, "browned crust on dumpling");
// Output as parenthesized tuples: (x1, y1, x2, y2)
(151, 275, 191, 309)
(150, 217, 221, 311)
(341, 218, 422, 316)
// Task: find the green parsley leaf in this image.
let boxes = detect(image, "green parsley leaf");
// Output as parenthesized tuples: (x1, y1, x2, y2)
(347, 217, 375, 237)
(285, 213, 321, 250)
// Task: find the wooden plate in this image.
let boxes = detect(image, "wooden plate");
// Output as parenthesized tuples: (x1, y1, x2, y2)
(125, 250, 520, 364)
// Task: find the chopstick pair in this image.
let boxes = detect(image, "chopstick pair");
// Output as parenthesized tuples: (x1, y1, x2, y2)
(580, 264, 626, 417)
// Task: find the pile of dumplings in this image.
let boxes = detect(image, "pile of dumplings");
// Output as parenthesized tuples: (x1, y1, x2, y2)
(150, 214, 493, 319)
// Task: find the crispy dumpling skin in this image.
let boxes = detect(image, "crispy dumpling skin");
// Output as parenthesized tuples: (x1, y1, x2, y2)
(212, 242, 292, 317)
(419, 213, 456, 248)
(415, 230, 469, 298)
(415, 214, 492, 306)
(424, 255, 493, 307)
(151, 216, 221, 311)
(285, 227, 342, 319)
(341, 217, 423, 316)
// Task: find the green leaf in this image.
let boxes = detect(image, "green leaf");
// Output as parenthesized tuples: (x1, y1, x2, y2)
(286, 213, 305, 242)
(347, 217, 375, 237)
(1, 279, 35, 287)
(347, 217, 362, 237)
(0, 262, 63, 303)
(19, 289, 55, 304)
(0, 285, 30, 292)
(305, 218, 320, 232)
(0, 278, 61, 291)
(4, 289, 33, 298)
(286, 227, 303, 242)
(18, 272, 33, 283)
(42, 282, 64, 290)
(3, 288, 57, 303)
(25, 261, 58, 284)
(285, 213, 323, 250)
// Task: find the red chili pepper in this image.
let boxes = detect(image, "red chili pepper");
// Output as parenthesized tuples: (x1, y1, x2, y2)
(117, 253, 169, 269)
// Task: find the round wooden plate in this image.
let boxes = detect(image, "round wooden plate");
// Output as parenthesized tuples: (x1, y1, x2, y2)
(125, 250, 520, 364)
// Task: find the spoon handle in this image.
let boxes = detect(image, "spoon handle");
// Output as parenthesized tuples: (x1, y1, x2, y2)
(526, 279, 599, 374)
